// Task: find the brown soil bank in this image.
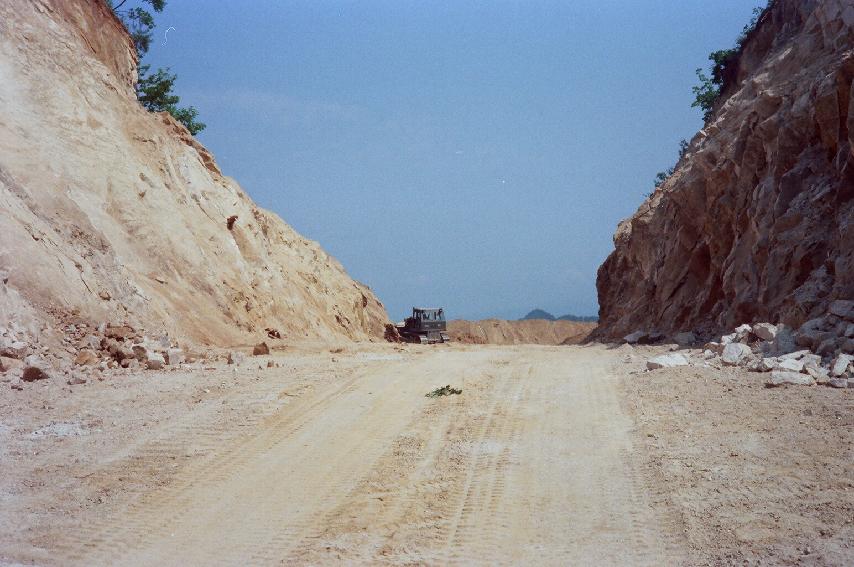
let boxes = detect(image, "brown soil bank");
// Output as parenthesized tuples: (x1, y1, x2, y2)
(597, 0, 854, 339)
(449, 319, 595, 345)
(0, 0, 388, 347)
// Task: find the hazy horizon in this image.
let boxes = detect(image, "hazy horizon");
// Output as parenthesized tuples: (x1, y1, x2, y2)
(140, 1, 760, 321)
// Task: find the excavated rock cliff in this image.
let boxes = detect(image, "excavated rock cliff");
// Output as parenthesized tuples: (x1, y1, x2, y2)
(597, 0, 854, 339)
(0, 0, 388, 346)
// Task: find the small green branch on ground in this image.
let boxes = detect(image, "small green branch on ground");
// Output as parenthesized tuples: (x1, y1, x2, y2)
(426, 385, 462, 398)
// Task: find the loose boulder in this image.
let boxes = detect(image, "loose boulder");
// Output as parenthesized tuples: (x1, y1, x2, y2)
(132, 344, 150, 362)
(805, 364, 830, 382)
(146, 352, 165, 370)
(252, 342, 270, 356)
(722, 343, 752, 366)
(22, 355, 51, 382)
(1, 356, 23, 373)
(0, 338, 28, 359)
(766, 371, 815, 387)
(74, 349, 99, 366)
(830, 354, 853, 377)
(775, 358, 805, 373)
(646, 353, 689, 370)
(752, 323, 777, 341)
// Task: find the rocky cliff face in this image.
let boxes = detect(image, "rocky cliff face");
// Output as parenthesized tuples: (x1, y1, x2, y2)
(0, 0, 388, 346)
(597, 0, 854, 339)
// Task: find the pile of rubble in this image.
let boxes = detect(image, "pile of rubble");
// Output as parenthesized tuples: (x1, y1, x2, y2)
(638, 299, 854, 389)
(0, 317, 190, 390)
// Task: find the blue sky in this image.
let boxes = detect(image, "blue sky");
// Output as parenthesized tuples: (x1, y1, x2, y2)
(141, 1, 758, 320)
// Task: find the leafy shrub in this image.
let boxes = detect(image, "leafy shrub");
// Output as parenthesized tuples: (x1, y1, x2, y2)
(109, 1, 206, 134)
(652, 139, 690, 190)
(136, 65, 206, 134)
(691, 4, 770, 121)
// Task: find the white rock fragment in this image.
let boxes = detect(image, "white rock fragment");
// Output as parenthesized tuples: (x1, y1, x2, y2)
(778, 349, 810, 361)
(776, 358, 805, 373)
(767, 371, 815, 387)
(646, 353, 690, 370)
(830, 354, 853, 377)
(0, 337, 29, 359)
(752, 323, 777, 341)
(22, 355, 51, 381)
(801, 353, 822, 367)
(146, 352, 165, 370)
(722, 343, 752, 366)
(805, 364, 830, 383)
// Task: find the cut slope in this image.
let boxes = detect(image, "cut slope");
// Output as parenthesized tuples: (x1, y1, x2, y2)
(597, 0, 854, 338)
(0, 0, 388, 346)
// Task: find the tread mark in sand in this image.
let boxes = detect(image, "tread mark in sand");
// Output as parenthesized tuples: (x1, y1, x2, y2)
(440, 363, 529, 564)
(58, 371, 366, 565)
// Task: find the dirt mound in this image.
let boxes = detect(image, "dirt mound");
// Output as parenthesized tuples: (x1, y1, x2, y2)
(0, 0, 388, 348)
(597, 0, 854, 339)
(449, 319, 595, 345)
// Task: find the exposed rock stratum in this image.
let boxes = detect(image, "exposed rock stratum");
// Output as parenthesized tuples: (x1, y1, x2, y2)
(0, 0, 388, 346)
(597, 0, 854, 338)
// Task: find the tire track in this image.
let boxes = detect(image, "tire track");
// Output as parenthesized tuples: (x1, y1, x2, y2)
(55, 361, 396, 565)
(39, 345, 688, 565)
(441, 362, 529, 565)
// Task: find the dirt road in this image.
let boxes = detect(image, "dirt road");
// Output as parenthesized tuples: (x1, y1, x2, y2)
(0, 344, 683, 565)
(5, 344, 851, 565)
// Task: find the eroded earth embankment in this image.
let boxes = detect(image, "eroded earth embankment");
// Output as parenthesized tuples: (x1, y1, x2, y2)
(0, 0, 388, 358)
(449, 319, 595, 345)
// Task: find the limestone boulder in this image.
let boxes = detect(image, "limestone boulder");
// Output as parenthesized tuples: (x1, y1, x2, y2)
(830, 354, 853, 377)
(766, 371, 815, 387)
(722, 343, 752, 366)
(751, 323, 777, 342)
(646, 353, 690, 370)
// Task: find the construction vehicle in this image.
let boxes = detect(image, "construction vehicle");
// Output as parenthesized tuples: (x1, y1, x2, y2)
(396, 307, 450, 344)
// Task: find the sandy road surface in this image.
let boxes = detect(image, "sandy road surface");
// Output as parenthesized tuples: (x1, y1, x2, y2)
(1, 344, 683, 565)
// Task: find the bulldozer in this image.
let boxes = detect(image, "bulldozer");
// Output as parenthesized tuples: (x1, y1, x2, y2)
(396, 307, 450, 344)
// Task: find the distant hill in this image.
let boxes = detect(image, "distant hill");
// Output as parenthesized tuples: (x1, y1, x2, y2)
(520, 309, 597, 322)
(521, 309, 556, 321)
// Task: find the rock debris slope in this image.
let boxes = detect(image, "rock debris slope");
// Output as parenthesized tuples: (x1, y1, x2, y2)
(0, 0, 388, 346)
(597, 0, 854, 338)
